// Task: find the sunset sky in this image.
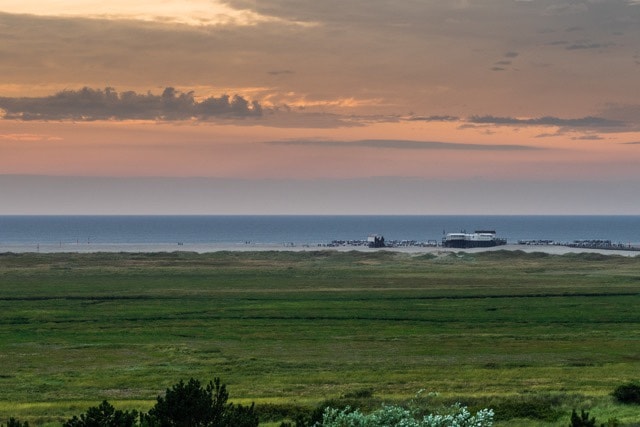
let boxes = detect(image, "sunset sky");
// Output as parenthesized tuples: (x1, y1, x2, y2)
(1, 0, 639, 214)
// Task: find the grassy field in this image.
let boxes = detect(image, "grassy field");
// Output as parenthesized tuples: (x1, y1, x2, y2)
(0, 250, 639, 425)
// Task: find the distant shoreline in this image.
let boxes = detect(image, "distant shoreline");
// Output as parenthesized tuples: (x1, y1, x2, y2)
(1, 242, 638, 257)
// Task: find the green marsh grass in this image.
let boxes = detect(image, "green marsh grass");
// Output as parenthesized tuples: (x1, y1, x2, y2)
(0, 250, 639, 425)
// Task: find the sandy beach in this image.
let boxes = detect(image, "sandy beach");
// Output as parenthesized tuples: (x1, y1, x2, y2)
(1, 242, 638, 257)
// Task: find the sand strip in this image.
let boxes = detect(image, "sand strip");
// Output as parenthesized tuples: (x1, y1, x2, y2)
(0, 242, 638, 256)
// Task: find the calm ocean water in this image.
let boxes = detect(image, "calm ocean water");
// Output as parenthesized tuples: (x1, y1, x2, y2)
(0, 216, 639, 246)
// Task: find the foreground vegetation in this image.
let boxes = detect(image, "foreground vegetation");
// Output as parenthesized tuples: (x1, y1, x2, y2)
(0, 250, 639, 425)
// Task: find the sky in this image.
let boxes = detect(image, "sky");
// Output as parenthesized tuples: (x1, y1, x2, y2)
(1, 0, 639, 214)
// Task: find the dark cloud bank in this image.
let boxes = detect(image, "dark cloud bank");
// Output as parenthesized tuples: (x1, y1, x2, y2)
(469, 115, 625, 128)
(0, 87, 263, 121)
(0, 86, 634, 134)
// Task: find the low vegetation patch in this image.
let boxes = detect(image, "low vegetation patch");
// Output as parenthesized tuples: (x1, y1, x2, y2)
(613, 383, 640, 405)
(1, 251, 640, 425)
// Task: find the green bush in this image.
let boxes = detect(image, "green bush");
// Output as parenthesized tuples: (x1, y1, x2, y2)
(62, 378, 257, 427)
(144, 377, 258, 427)
(320, 403, 494, 427)
(489, 394, 565, 422)
(3, 419, 29, 427)
(612, 382, 640, 405)
(255, 403, 310, 423)
(277, 397, 381, 427)
(63, 400, 138, 427)
(569, 409, 597, 427)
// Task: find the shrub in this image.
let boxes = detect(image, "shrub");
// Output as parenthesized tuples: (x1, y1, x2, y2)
(144, 377, 258, 427)
(321, 402, 494, 427)
(569, 409, 597, 427)
(612, 382, 640, 405)
(489, 394, 564, 422)
(313, 396, 384, 420)
(220, 402, 259, 427)
(257, 404, 302, 422)
(255, 403, 315, 424)
(3, 419, 29, 427)
(277, 410, 318, 427)
(63, 400, 138, 427)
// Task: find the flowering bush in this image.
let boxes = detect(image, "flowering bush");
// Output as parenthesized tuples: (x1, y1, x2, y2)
(321, 402, 494, 427)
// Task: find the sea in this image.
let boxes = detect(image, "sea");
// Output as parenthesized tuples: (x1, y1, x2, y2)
(0, 215, 639, 247)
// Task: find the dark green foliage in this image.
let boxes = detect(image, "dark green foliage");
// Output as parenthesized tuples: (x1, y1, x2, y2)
(277, 408, 326, 427)
(270, 391, 375, 425)
(144, 377, 258, 427)
(220, 402, 259, 427)
(274, 400, 353, 427)
(255, 403, 314, 424)
(287, 398, 380, 427)
(145, 378, 227, 427)
(569, 409, 598, 427)
(63, 400, 137, 427)
(487, 394, 565, 422)
(278, 405, 323, 427)
(59, 378, 257, 427)
(3, 418, 29, 427)
(612, 382, 640, 404)
(342, 388, 374, 399)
